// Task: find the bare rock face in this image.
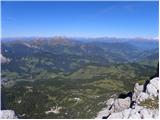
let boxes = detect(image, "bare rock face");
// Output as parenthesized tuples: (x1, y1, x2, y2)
(146, 77, 159, 98)
(95, 77, 159, 119)
(96, 97, 131, 119)
(108, 105, 158, 119)
(150, 77, 159, 90)
(113, 97, 131, 112)
(96, 98, 115, 118)
(134, 77, 159, 103)
(132, 83, 143, 101)
(136, 92, 149, 102)
(0, 54, 10, 64)
(0, 110, 18, 119)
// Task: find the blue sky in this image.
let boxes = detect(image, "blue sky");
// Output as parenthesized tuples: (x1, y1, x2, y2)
(1, 1, 159, 38)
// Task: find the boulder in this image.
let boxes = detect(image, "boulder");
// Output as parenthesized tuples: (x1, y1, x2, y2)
(140, 109, 154, 119)
(146, 84, 158, 98)
(134, 83, 143, 94)
(132, 83, 143, 101)
(129, 109, 141, 119)
(145, 77, 159, 98)
(113, 97, 131, 112)
(108, 111, 123, 119)
(150, 77, 159, 90)
(95, 108, 110, 119)
(0, 54, 10, 64)
(0, 110, 18, 119)
(106, 98, 114, 106)
(136, 92, 149, 102)
(121, 108, 132, 118)
(96, 98, 115, 118)
(107, 105, 159, 119)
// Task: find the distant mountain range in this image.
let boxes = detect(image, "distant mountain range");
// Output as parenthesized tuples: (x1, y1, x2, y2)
(2, 36, 158, 49)
(1, 36, 159, 118)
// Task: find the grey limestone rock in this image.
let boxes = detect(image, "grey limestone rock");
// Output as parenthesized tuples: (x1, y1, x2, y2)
(0, 110, 18, 119)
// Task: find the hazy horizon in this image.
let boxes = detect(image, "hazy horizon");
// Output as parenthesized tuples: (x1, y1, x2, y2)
(1, 35, 159, 41)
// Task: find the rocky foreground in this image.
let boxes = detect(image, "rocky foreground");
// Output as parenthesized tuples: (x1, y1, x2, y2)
(0, 110, 18, 119)
(96, 76, 159, 119)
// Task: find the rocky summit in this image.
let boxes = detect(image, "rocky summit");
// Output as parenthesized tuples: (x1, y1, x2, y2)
(96, 77, 159, 119)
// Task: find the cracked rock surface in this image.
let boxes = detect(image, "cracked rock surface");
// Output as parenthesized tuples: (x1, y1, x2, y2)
(0, 110, 18, 119)
(96, 77, 159, 119)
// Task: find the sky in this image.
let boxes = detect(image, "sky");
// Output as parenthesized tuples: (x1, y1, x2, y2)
(1, 1, 159, 38)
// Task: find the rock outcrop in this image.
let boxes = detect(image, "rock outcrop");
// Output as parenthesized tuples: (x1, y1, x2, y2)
(0, 54, 10, 64)
(96, 76, 159, 119)
(0, 110, 18, 119)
